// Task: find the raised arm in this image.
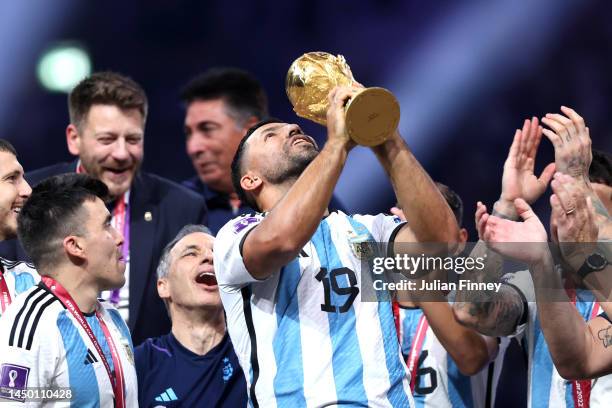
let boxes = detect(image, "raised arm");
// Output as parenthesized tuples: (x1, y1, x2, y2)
(242, 87, 356, 279)
(541, 106, 611, 237)
(454, 118, 553, 335)
(481, 192, 612, 379)
(419, 300, 498, 375)
(371, 133, 458, 244)
(452, 203, 526, 337)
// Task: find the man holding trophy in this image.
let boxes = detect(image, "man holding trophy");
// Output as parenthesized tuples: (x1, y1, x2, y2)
(214, 52, 458, 407)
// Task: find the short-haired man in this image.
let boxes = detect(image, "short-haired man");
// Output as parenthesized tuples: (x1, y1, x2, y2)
(214, 86, 459, 406)
(180, 68, 267, 233)
(0, 174, 137, 406)
(180, 67, 345, 233)
(17, 71, 208, 345)
(0, 139, 36, 317)
(135, 225, 246, 407)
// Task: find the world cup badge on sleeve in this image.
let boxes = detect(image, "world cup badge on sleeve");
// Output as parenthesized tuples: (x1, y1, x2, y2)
(0, 363, 29, 402)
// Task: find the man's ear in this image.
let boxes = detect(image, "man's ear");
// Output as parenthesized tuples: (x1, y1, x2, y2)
(66, 124, 81, 156)
(157, 278, 170, 301)
(241, 172, 263, 194)
(63, 235, 85, 260)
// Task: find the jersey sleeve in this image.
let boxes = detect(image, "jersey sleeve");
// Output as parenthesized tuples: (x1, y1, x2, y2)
(500, 269, 534, 338)
(351, 214, 405, 243)
(0, 299, 59, 405)
(213, 213, 271, 292)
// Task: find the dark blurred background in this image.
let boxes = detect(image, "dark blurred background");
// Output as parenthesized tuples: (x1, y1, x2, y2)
(2, 0, 611, 238)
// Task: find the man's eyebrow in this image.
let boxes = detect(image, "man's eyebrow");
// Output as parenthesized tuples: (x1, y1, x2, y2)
(263, 125, 283, 136)
(180, 244, 201, 254)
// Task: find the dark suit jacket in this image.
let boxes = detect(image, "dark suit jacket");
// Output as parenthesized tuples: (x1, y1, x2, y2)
(6, 162, 208, 346)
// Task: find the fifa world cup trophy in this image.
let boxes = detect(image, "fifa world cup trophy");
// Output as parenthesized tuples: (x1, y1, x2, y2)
(286, 52, 400, 146)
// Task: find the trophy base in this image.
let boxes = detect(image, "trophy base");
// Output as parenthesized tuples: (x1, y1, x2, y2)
(345, 87, 400, 147)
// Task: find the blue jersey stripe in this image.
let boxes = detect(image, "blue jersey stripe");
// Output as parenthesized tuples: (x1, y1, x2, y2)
(311, 220, 369, 405)
(447, 356, 473, 408)
(531, 315, 554, 408)
(345, 216, 411, 407)
(530, 290, 597, 408)
(272, 259, 306, 407)
(57, 311, 101, 408)
(12, 271, 36, 295)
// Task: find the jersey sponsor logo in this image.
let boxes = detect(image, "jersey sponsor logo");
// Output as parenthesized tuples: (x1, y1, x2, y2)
(0, 363, 29, 402)
(232, 217, 259, 234)
(222, 357, 234, 382)
(155, 387, 178, 402)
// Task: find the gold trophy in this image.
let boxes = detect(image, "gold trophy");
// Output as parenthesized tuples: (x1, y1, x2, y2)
(286, 51, 400, 147)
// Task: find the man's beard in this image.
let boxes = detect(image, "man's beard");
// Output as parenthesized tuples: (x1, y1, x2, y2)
(263, 145, 318, 185)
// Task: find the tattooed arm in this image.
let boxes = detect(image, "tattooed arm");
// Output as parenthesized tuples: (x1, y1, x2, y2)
(454, 117, 553, 336)
(452, 209, 526, 337)
(481, 196, 612, 378)
(530, 251, 612, 379)
(541, 106, 612, 239)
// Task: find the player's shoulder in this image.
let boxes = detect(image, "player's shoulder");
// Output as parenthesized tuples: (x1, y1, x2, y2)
(1, 257, 37, 275)
(1, 284, 62, 350)
(218, 212, 266, 237)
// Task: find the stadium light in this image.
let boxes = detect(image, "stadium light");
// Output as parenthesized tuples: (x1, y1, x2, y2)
(37, 44, 91, 93)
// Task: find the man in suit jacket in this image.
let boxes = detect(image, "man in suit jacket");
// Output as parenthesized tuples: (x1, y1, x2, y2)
(17, 72, 208, 346)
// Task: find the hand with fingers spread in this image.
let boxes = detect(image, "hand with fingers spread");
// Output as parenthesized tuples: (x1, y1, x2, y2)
(495, 117, 555, 219)
(476, 199, 548, 264)
(326, 86, 358, 150)
(541, 106, 592, 182)
(550, 172, 599, 271)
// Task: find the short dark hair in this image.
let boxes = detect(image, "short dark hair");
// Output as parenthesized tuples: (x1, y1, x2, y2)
(180, 67, 268, 124)
(230, 118, 284, 211)
(0, 139, 17, 157)
(18, 174, 109, 270)
(589, 149, 612, 186)
(69, 71, 148, 128)
(436, 182, 464, 227)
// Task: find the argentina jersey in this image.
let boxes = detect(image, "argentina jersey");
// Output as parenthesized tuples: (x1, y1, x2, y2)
(398, 306, 492, 408)
(214, 210, 414, 408)
(0, 258, 39, 318)
(503, 270, 612, 408)
(0, 282, 137, 407)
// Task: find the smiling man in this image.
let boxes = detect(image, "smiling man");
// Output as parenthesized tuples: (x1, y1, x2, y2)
(0, 174, 138, 407)
(0, 139, 37, 318)
(16, 72, 208, 345)
(135, 225, 246, 407)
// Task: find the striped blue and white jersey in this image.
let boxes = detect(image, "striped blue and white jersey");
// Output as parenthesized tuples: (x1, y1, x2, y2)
(0, 258, 39, 318)
(0, 283, 138, 407)
(503, 270, 612, 408)
(398, 306, 505, 408)
(214, 211, 414, 408)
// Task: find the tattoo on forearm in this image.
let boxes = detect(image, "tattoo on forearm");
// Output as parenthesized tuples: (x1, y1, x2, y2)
(598, 325, 612, 348)
(457, 288, 523, 336)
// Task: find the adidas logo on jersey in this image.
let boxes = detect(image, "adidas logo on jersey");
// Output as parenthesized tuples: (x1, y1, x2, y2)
(83, 349, 98, 365)
(155, 388, 178, 402)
